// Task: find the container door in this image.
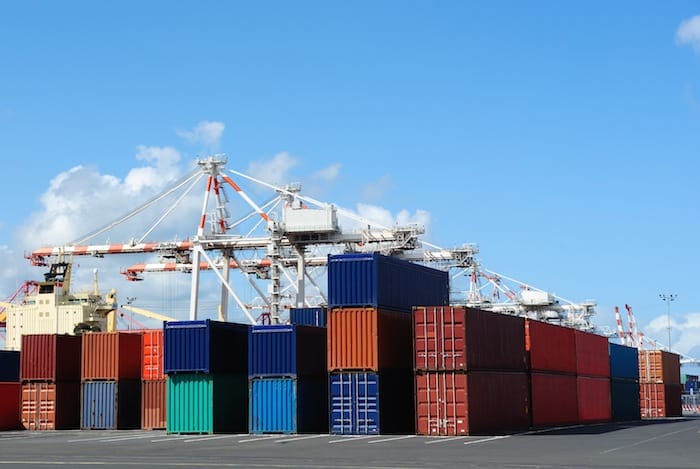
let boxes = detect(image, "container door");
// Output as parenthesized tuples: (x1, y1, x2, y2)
(82, 382, 116, 429)
(330, 372, 379, 435)
(249, 378, 296, 434)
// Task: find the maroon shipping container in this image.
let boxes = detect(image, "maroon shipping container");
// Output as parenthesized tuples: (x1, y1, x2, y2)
(574, 330, 610, 378)
(413, 306, 526, 372)
(525, 320, 576, 374)
(530, 372, 578, 427)
(640, 383, 682, 418)
(638, 350, 681, 385)
(415, 370, 530, 435)
(141, 379, 166, 430)
(577, 376, 611, 423)
(81, 332, 142, 381)
(21, 334, 82, 382)
(0, 382, 21, 431)
(21, 382, 81, 430)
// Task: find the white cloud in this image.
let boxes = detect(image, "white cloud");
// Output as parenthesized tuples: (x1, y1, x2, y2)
(362, 175, 393, 201)
(644, 312, 700, 358)
(177, 121, 225, 148)
(246, 152, 298, 186)
(344, 203, 431, 233)
(312, 163, 341, 182)
(125, 146, 182, 194)
(676, 15, 700, 53)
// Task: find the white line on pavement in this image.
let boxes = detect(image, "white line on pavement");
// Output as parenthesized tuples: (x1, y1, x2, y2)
(367, 435, 416, 444)
(463, 435, 510, 445)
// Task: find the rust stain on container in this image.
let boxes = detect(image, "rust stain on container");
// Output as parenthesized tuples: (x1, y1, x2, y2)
(141, 379, 166, 430)
(81, 332, 142, 381)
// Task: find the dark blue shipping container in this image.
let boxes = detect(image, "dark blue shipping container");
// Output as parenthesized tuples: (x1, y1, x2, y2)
(327, 253, 449, 312)
(610, 379, 641, 421)
(289, 307, 327, 327)
(609, 343, 639, 380)
(164, 320, 249, 374)
(329, 370, 414, 435)
(685, 381, 699, 394)
(248, 325, 326, 377)
(0, 351, 20, 382)
(81, 380, 141, 429)
(249, 375, 328, 434)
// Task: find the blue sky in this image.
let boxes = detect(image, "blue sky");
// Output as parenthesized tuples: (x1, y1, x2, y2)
(1, 2, 700, 364)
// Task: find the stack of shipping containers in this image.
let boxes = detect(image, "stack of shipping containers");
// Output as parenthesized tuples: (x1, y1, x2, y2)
(164, 320, 249, 434)
(413, 306, 530, 435)
(609, 342, 641, 421)
(639, 350, 682, 418)
(20, 334, 81, 430)
(80, 332, 142, 429)
(248, 324, 327, 433)
(574, 330, 611, 423)
(327, 253, 449, 435)
(0, 350, 20, 430)
(141, 329, 166, 430)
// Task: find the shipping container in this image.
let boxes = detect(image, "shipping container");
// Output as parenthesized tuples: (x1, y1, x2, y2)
(21, 382, 80, 430)
(328, 308, 412, 371)
(249, 376, 328, 434)
(81, 332, 142, 381)
(577, 376, 611, 423)
(142, 330, 165, 381)
(81, 380, 141, 430)
(525, 320, 576, 375)
(249, 325, 326, 377)
(142, 379, 166, 430)
(21, 334, 82, 382)
(682, 374, 698, 384)
(638, 350, 681, 385)
(685, 380, 699, 394)
(167, 373, 248, 434)
(640, 383, 682, 418)
(413, 306, 526, 372)
(329, 370, 414, 435)
(327, 253, 449, 311)
(289, 307, 327, 328)
(0, 350, 20, 382)
(530, 372, 579, 427)
(164, 320, 249, 375)
(574, 331, 610, 378)
(611, 379, 641, 421)
(0, 382, 21, 430)
(415, 371, 529, 436)
(609, 343, 640, 381)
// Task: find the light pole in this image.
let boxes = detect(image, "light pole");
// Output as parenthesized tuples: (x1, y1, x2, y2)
(659, 293, 677, 351)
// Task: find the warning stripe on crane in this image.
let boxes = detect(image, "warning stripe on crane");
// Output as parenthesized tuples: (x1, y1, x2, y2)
(31, 241, 194, 258)
(222, 175, 270, 222)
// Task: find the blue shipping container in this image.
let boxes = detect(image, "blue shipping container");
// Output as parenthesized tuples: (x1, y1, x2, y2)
(610, 379, 641, 421)
(0, 350, 20, 382)
(289, 307, 327, 327)
(249, 376, 328, 434)
(685, 381, 699, 394)
(327, 253, 449, 312)
(81, 380, 141, 429)
(609, 343, 639, 381)
(329, 370, 414, 435)
(164, 320, 249, 374)
(248, 325, 326, 377)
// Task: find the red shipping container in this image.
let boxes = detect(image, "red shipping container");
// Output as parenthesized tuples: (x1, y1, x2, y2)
(638, 350, 681, 384)
(577, 376, 611, 423)
(141, 379, 166, 430)
(640, 383, 682, 418)
(81, 332, 142, 380)
(413, 306, 526, 372)
(525, 320, 576, 374)
(21, 334, 82, 382)
(415, 371, 530, 435)
(530, 372, 578, 427)
(328, 307, 412, 371)
(574, 330, 610, 378)
(142, 330, 164, 381)
(21, 382, 80, 430)
(0, 382, 21, 431)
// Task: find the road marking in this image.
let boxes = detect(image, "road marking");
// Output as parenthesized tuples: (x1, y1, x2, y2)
(275, 434, 328, 443)
(424, 436, 467, 444)
(238, 435, 283, 443)
(328, 435, 378, 444)
(520, 425, 584, 435)
(151, 435, 205, 443)
(100, 434, 164, 442)
(600, 427, 696, 454)
(463, 435, 510, 445)
(367, 435, 416, 444)
(66, 434, 125, 443)
(184, 435, 239, 443)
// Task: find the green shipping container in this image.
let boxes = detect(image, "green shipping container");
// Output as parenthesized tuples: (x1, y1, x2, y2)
(166, 373, 248, 434)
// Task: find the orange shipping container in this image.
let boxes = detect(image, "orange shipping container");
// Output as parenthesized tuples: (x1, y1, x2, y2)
(638, 350, 681, 384)
(328, 307, 412, 371)
(21, 382, 80, 430)
(81, 332, 142, 381)
(142, 330, 164, 381)
(640, 383, 682, 418)
(141, 379, 166, 430)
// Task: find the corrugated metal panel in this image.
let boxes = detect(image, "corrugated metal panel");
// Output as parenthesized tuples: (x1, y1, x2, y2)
(81, 380, 140, 429)
(0, 350, 20, 382)
(530, 372, 579, 427)
(328, 308, 413, 371)
(415, 371, 530, 436)
(640, 383, 682, 418)
(142, 330, 164, 381)
(609, 343, 640, 380)
(327, 253, 449, 311)
(290, 307, 327, 327)
(249, 325, 326, 377)
(0, 383, 21, 431)
(413, 307, 526, 372)
(525, 320, 576, 374)
(163, 320, 249, 374)
(141, 379, 166, 430)
(81, 332, 142, 381)
(21, 334, 82, 382)
(577, 376, 611, 423)
(574, 331, 610, 378)
(21, 382, 80, 430)
(611, 379, 641, 421)
(249, 377, 297, 433)
(639, 350, 681, 385)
